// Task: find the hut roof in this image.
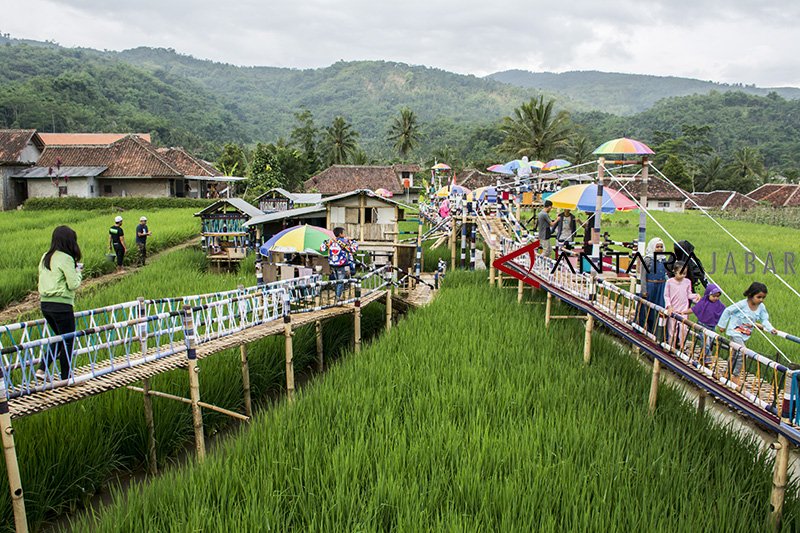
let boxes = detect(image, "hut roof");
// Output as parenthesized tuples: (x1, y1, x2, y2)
(747, 183, 800, 207)
(194, 198, 264, 218)
(244, 205, 327, 227)
(690, 190, 757, 210)
(0, 129, 43, 164)
(304, 165, 407, 194)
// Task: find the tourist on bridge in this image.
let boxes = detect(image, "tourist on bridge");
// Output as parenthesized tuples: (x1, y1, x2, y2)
(135, 216, 151, 266)
(664, 261, 700, 349)
(554, 208, 579, 252)
(534, 200, 558, 257)
(321, 227, 359, 302)
(667, 240, 707, 292)
(717, 282, 777, 377)
(108, 215, 126, 271)
(438, 198, 451, 219)
(638, 237, 669, 334)
(37, 226, 83, 381)
(690, 283, 725, 364)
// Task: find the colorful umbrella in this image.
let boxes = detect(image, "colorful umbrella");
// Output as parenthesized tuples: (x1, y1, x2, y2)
(431, 163, 451, 171)
(260, 225, 334, 256)
(530, 160, 545, 170)
(374, 188, 394, 198)
(487, 164, 514, 175)
(469, 186, 497, 203)
(546, 184, 637, 214)
(542, 159, 572, 171)
(593, 137, 654, 155)
(435, 185, 471, 198)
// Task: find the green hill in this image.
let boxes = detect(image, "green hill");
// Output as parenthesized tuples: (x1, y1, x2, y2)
(489, 70, 800, 115)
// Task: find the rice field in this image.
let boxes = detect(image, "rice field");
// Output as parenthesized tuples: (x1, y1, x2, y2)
(65, 272, 798, 532)
(0, 247, 385, 531)
(0, 208, 200, 308)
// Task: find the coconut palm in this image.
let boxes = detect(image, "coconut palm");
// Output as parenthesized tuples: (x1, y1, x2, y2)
(321, 116, 360, 165)
(388, 107, 420, 158)
(726, 147, 765, 193)
(499, 96, 573, 161)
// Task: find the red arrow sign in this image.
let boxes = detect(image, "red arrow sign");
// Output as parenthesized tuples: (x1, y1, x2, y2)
(491, 241, 541, 288)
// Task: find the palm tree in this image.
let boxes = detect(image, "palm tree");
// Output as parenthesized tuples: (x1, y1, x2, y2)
(567, 135, 594, 165)
(499, 96, 572, 161)
(321, 116, 359, 165)
(388, 107, 420, 159)
(726, 147, 765, 193)
(696, 154, 727, 191)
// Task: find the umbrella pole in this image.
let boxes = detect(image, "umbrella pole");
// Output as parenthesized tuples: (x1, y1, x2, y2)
(592, 157, 605, 269)
(637, 156, 649, 297)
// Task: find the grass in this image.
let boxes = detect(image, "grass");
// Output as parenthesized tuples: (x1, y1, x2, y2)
(66, 272, 798, 532)
(0, 208, 200, 308)
(0, 247, 385, 531)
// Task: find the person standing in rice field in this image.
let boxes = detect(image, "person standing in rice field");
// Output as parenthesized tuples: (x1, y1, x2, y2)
(135, 216, 151, 266)
(109, 215, 126, 271)
(37, 226, 82, 381)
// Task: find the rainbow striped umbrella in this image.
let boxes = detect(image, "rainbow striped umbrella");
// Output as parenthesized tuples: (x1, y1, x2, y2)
(431, 163, 451, 171)
(260, 225, 334, 255)
(374, 188, 394, 198)
(530, 160, 545, 169)
(593, 137, 654, 155)
(435, 184, 470, 198)
(469, 186, 497, 203)
(542, 159, 572, 171)
(547, 184, 637, 213)
(487, 164, 514, 175)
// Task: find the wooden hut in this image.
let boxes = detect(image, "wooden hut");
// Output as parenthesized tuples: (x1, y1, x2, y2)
(253, 188, 322, 213)
(320, 189, 414, 270)
(195, 198, 264, 264)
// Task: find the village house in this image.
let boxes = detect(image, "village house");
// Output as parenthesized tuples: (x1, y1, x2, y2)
(623, 175, 691, 212)
(304, 164, 421, 202)
(747, 183, 800, 207)
(253, 187, 322, 213)
(0, 129, 237, 207)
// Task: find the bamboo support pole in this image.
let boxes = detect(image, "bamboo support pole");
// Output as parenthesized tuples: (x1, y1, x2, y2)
(545, 292, 552, 328)
(489, 247, 496, 285)
(648, 359, 661, 415)
(385, 289, 393, 331)
(315, 320, 324, 372)
(697, 392, 706, 415)
(354, 283, 362, 354)
(460, 211, 467, 269)
(138, 297, 157, 475)
(771, 434, 791, 530)
(240, 344, 252, 418)
(127, 387, 249, 421)
(450, 218, 457, 269)
(0, 390, 27, 533)
(583, 314, 593, 365)
(182, 305, 206, 462)
(284, 314, 295, 403)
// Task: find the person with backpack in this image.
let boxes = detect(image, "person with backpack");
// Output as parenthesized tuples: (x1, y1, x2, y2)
(320, 227, 359, 301)
(534, 200, 558, 257)
(37, 226, 83, 381)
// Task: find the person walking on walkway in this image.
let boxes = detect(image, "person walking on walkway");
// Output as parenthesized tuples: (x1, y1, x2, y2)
(37, 226, 82, 381)
(321, 227, 358, 302)
(109, 215, 126, 271)
(135, 216, 151, 266)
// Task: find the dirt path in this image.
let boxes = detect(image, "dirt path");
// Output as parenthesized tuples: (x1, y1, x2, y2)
(0, 238, 201, 323)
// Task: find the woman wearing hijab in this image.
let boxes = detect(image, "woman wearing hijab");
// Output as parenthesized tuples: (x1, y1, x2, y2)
(638, 237, 668, 334)
(690, 283, 725, 364)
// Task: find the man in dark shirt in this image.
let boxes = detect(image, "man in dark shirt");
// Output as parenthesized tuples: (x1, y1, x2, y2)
(135, 216, 152, 266)
(109, 215, 126, 271)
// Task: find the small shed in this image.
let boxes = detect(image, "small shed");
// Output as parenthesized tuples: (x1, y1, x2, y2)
(243, 204, 327, 242)
(194, 198, 264, 264)
(253, 188, 323, 213)
(321, 189, 414, 270)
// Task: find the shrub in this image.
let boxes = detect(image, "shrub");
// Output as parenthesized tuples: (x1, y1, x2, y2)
(23, 197, 215, 211)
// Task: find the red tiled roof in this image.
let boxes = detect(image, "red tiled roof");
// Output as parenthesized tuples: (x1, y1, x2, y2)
(36, 135, 181, 177)
(38, 133, 151, 145)
(622, 175, 690, 200)
(156, 147, 221, 177)
(458, 169, 497, 189)
(0, 129, 42, 164)
(304, 165, 406, 194)
(691, 191, 757, 210)
(747, 183, 800, 207)
(392, 163, 421, 173)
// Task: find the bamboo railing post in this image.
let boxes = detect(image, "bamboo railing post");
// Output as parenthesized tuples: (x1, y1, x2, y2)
(137, 297, 157, 475)
(450, 217, 457, 269)
(181, 305, 206, 462)
(354, 281, 362, 354)
(583, 314, 593, 364)
(517, 279, 524, 303)
(282, 292, 295, 403)
(771, 434, 791, 529)
(0, 382, 27, 533)
(240, 345, 252, 418)
(385, 289, 392, 331)
(545, 292, 552, 328)
(648, 359, 661, 415)
(697, 392, 707, 415)
(315, 320, 324, 372)
(460, 211, 467, 269)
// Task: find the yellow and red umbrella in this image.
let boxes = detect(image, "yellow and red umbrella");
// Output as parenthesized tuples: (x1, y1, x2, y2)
(593, 137, 654, 155)
(547, 184, 637, 213)
(431, 163, 451, 171)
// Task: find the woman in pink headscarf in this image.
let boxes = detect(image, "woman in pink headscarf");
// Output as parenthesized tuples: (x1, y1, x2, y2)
(438, 198, 451, 219)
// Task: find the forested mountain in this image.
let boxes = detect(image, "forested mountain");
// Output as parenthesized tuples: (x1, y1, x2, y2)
(0, 36, 798, 187)
(489, 70, 800, 115)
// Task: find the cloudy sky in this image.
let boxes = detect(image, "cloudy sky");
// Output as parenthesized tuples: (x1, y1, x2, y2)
(5, 0, 800, 87)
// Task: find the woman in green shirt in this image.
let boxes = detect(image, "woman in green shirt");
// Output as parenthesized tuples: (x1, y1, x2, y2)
(37, 226, 82, 381)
